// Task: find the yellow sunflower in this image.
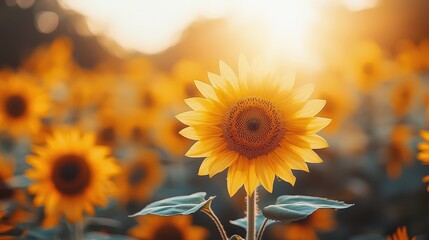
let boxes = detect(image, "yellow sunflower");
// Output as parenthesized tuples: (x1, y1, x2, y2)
(385, 125, 413, 179)
(177, 56, 330, 196)
(26, 130, 119, 224)
(128, 215, 208, 240)
(116, 150, 163, 204)
(391, 77, 420, 118)
(418, 130, 429, 191)
(387, 226, 415, 240)
(0, 156, 14, 201)
(0, 76, 49, 137)
(156, 106, 194, 158)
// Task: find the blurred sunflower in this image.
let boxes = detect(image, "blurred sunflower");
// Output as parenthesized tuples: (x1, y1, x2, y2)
(156, 107, 193, 158)
(177, 56, 330, 196)
(272, 209, 336, 240)
(391, 77, 420, 118)
(0, 76, 49, 137)
(387, 226, 415, 240)
(315, 74, 356, 134)
(128, 215, 208, 240)
(385, 125, 413, 179)
(0, 156, 14, 201)
(417, 130, 429, 191)
(350, 40, 390, 92)
(26, 130, 119, 225)
(116, 150, 163, 204)
(171, 59, 206, 99)
(395, 40, 423, 74)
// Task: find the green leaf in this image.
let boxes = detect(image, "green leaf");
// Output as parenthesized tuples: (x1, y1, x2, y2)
(230, 213, 275, 233)
(129, 192, 215, 217)
(262, 195, 353, 223)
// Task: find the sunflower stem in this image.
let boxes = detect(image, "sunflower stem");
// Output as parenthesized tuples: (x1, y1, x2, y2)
(256, 218, 269, 240)
(201, 207, 228, 240)
(246, 190, 257, 240)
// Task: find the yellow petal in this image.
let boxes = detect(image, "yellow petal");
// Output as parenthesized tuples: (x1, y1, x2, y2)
(418, 143, 429, 151)
(180, 126, 223, 140)
(294, 99, 326, 118)
(198, 156, 216, 175)
(244, 160, 259, 196)
(291, 83, 315, 102)
(176, 111, 222, 126)
(255, 158, 275, 193)
(288, 146, 323, 163)
(219, 60, 238, 83)
(268, 152, 297, 185)
(227, 156, 247, 196)
(208, 72, 227, 90)
(421, 130, 429, 141)
(185, 138, 226, 158)
(209, 151, 238, 177)
(278, 72, 295, 92)
(417, 152, 429, 163)
(274, 147, 309, 172)
(287, 134, 329, 149)
(286, 117, 332, 133)
(238, 54, 249, 85)
(184, 97, 214, 111)
(194, 80, 219, 101)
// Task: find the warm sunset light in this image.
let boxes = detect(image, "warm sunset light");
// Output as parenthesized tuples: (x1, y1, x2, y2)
(2, 0, 429, 239)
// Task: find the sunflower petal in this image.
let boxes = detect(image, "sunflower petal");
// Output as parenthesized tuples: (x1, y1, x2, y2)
(294, 99, 326, 118)
(268, 152, 297, 185)
(238, 54, 249, 84)
(208, 72, 227, 90)
(291, 83, 315, 102)
(209, 151, 238, 177)
(255, 158, 275, 192)
(219, 60, 238, 83)
(185, 97, 214, 111)
(244, 160, 259, 196)
(194, 80, 219, 101)
(198, 156, 217, 176)
(279, 72, 295, 91)
(185, 138, 226, 158)
(227, 156, 247, 196)
(421, 131, 429, 141)
(287, 117, 331, 133)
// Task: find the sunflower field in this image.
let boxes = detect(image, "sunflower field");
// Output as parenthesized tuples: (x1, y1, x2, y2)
(0, 0, 429, 240)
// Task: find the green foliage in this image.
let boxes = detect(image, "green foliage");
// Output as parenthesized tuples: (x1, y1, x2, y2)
(262, 195, 353, 223)
(129, 192, 215, 217)
(230, 213, 274, 233)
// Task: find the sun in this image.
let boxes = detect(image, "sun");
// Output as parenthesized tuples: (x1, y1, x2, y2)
(177, 56, 330, 196)
(26, 130, 119, 224)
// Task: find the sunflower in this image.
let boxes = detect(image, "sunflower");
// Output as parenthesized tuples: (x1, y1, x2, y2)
(391, 77, 420, 118)
(417, 130, 429, 191)
(0, 156, 14, 202)
(385, 125, 413, 179)
(177, 56, 330, 196)
(116, 150, 163, 204)
(314, 72, 356, 134)
(128, 215, 208, 240)
(387, 226, 415, 240)
(0, 76, 49, 137)
(25, 130, 119, 224)
(350, 40, 390, 92)
(156, 106, 194, 158)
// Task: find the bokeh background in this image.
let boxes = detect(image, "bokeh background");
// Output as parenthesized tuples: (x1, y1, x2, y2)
(1, 0, 429, 239)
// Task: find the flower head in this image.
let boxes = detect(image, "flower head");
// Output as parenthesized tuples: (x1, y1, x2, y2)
(177, 56, 330, 196)
(26, 130, 119, 224)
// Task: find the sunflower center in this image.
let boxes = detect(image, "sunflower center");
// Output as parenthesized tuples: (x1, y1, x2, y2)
(223, 97, 285, 159)
(5, 95, 27, 118)
(153, 224, 184, 240)
(128, 165, 146, 186)
(51, 154, 92, 196)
